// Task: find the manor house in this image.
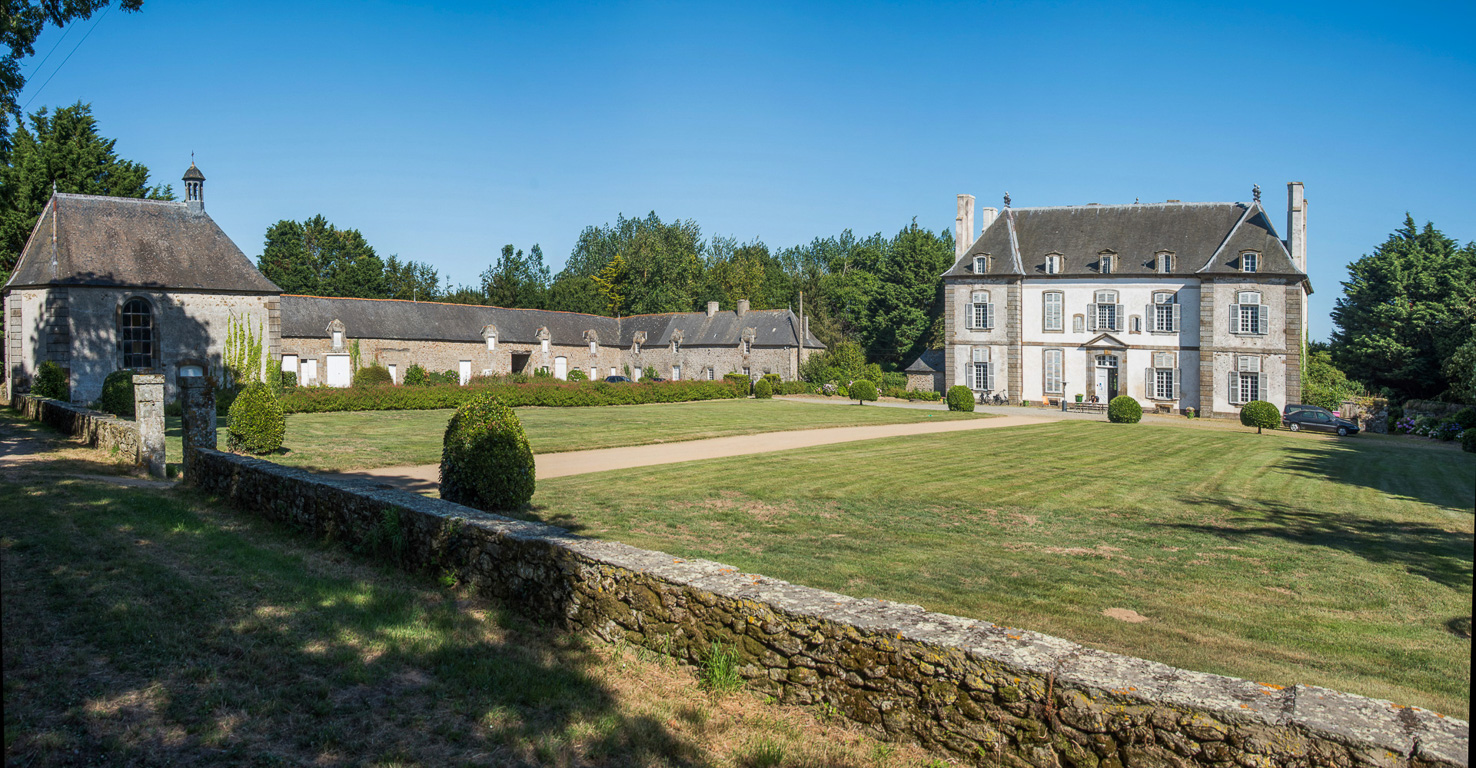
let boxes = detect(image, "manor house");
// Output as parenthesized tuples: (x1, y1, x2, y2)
(3, 163, 823, 403)
(942, 185, 1311, 417)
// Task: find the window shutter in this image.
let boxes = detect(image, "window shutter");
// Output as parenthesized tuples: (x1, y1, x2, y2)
(1258, 372, 1266, 399)
(1087, 303, 1097, 331)
(1257, 305, 1269, 335)
(1171, 303, 1181, 332)
(1144, 367, 1152, 398)
(1145, 303, 1154, 330)
(1230, 304, 1240, 334)
(1115, 304, 1125, 331)
(988, 361, 995, 391)
(986, 303, 995, 330)
(1228, 371, 1239, 404)
(1173, 367, 1181, 400)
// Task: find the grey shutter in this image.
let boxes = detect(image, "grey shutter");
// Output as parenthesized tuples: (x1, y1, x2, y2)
(1228, 371, 1239, 404)
(1171, 303, 1181, 332)
(986, 303, 995, 330)
(987, 361, 995, 391)
(1230, 304, 1240, 334)
(1116, 304, 1125, 332)
(1146, 304, 1154, 331)
(1258, 372, 1267, 400)
(1087, 303, 1097, 331)
(1173, 367, 1181, 400)
(1257, 305, 1269, 335)
(1146, 368, 1153, 399)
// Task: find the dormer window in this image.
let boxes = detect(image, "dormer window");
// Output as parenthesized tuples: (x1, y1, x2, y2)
(632, 341, 640, 354)
(743, 339, 752, 355)
(672, 340, 680, 354)
(1099, 254, 1114, 274)
(589, 341, 598, 355)
(331, 330, 343, 348)
(1156, 253, 1173, 273)
(974, 255, 988, 273)
(1241, 252, 1259, 273)
(1045, 254, 1061, 274)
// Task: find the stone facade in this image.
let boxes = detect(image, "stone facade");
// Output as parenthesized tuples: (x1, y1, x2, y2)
(182, 427, 1467, 767)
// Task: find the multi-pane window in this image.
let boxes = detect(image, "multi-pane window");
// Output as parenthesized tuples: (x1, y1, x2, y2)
(1072, 314, 1085, 333)
(1151, 351, 1178, 400)
(971, 347, 992, 390)
(1043, 291, 1063, 331)
(968, 291, 993, 330)
(1043, 348, 1063, 394)
(485, 335, 496, 350)
(1234, 291, 1267, 335)
(1241, 252, 1259, 273)
(1153, 292, 1179, 333)
(1157, 253, 1173, 273)
(706, 367, 715, 381)
(1231, 355, 1263, 404)
(1099, 254, 1114, 274)
(589, 341, 598, 355)
(1045, 254, 1061, 274)
(974, 256, 989, 273)
(743, 339, 752, 355)
(1091, 290, 1120, 331)
(121, 298, 154, 369)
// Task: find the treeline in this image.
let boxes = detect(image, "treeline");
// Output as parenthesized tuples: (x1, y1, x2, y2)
(256, 211, 957, 371)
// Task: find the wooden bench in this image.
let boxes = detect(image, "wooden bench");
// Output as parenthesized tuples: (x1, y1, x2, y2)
(1066, 402, 1107, 414)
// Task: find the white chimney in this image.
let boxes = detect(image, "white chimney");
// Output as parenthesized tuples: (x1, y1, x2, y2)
(1287, 182, 1307, 272)
(955, 194, 975, 258)
(978, 206, 998, 232)
(706, 300, 719, 318)
(736, 298, 749, 316)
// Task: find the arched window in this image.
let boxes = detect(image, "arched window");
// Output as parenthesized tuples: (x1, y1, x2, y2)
(121, 298, 155, 369)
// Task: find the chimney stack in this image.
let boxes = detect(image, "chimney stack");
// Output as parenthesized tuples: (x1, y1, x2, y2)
(736, 298, 749, 316)
(978, 206, 998, 232)
(1287, 182, 1307, 272)
(706, 300, 719, 318)
(955, 194, 975, 258)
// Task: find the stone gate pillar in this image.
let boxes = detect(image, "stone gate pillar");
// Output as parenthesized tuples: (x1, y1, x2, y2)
(132, 373, 166, 478)
(178, 376, 216, 482)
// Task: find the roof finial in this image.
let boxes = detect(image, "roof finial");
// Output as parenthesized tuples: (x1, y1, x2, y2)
(1134, 197, 1139, 204)
(1252, 183, 1261, 203)
(1003, 191, 1011, 208)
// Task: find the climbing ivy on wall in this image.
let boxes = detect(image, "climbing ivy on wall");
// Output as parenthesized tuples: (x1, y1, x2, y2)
(225, 314, 264, 387)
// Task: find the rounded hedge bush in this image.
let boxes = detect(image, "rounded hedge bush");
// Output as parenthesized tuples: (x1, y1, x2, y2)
(567, 369, 588, 382)
(946, 385, 975, 412)
(1240, 400, 1280, 434)
(353, 363, 393, 387)
(754, 378, 773, 399)
(440, 393, 535, 511)
(1461, 428, 1476, 454)
(227, 382, 286, 454)
(1454, 407, 1476, 431)
(850, 379, 877, 404)
(403, 364, 428, 386)
(97, 369, 136, 417)
(1107, 395, 1142, 424)
(32, 361, 69, 400)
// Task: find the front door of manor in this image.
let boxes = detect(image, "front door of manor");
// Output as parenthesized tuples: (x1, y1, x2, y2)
(1094, 354, 1119, 401)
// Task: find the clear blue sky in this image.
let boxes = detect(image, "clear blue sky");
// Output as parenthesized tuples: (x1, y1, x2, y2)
(15, 0, 1475, 341)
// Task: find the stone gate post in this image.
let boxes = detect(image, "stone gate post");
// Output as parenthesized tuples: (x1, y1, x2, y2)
(132, 373, 166, 478)
(178, 376, 216, 482)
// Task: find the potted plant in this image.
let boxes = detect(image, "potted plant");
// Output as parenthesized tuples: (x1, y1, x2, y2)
(1185, 407, 1196, 419)
(1075, 394, 1084, 403)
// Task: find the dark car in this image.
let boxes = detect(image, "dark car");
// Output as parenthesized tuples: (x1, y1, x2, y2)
(604, 376, 633, 383)
(1282, 404, 1360, 436)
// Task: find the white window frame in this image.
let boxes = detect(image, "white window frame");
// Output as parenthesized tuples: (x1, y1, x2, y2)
(1230, 355, 1263, 404)
(974, 256, 988, 273)
(1152, 291, 1180, 333)
(1072, 314, 1085, 334)
(1156, 253, 1173, 273)
(1099, 254, 1114, 274)
(589, 340, 598, 355)
(1043, 291, 1064, 332)
(331, 330, 343, 348)
(486, 335, 496, 351)
(387, 363, 397, 383)
(743, 339, 752, 355)
(968, 291, 993, 330)
(1091, 290, 1120, 332)
(540, 339, 550, 354)
(672, 365, 681, 381)
(1233, 291, 1267, 335)
(1150, 351, 1178, 401)
(706, 367, 715, 381)
(1241, 252, 1259, 273)
(970, 346, 992, 391)
(1043, 348, 1063, 394)
(1045, 254, 1061, 274)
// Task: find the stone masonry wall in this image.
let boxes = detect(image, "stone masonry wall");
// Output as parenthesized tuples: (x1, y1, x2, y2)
(187, 447, 1467, 768)
(12, 393, 141, 463)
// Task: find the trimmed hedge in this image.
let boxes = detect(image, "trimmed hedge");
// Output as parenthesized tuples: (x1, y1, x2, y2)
(227, 382, 286, 454)
(32, 361, 69, 400)
(773, 381, 817, 395)
(1462, 428, 1476, 454)
(754, 379, 773, 399)
(276, 379, 745, 413)
(850, 379, 878, 404)
(946, 385, 974, 412)
(1240, 400, 1280, 433)
(440, 394, 535, 512)
(1108, 395, 1142, 424)
(724, 372, 750, 393)
(882, 386, 942, 402)
(97, 370, 136, 417)
(353, 364, 393, 387)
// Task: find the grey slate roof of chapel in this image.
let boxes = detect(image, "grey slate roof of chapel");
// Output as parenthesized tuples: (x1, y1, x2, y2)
(943, 201, 1305, 281)
(5, 193, 281, 293)
(904, 349, 944, 373)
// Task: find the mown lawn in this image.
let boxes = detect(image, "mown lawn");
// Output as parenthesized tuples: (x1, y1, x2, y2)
(0, 411, 939, 767)
(528, 421, 1475, 717)
(166, 398, 980, 472)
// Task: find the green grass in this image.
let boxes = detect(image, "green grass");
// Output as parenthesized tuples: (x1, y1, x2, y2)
(526, 421, 1475, 717)
(166, 398, 980, 472)
(1, 410, 942, 766)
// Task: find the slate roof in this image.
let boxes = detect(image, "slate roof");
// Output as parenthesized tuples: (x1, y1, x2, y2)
(943, 201, 1305, 281)
(5, 193, 280, 293)
(281, 295, 826, 349)
(904, 349, 944, 373)
(182, 163, 205, 181)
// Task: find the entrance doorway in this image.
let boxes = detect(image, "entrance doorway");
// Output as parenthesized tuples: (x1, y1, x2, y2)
(1093, 354, 1119, 401)
(510, 353, 531, 374)
(326, 354, 351, 388)
(553, 356, 568, 380)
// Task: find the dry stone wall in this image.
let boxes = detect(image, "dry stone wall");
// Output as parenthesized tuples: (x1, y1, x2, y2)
(11, 393, 141, 462)
(186, 447, 1467, 768)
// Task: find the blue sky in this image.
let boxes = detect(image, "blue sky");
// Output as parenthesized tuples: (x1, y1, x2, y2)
(15, 0, 1475, 341)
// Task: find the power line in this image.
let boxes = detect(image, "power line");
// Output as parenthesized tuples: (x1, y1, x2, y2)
(21, 6, 111, 113)
(23, 22, 76, 79)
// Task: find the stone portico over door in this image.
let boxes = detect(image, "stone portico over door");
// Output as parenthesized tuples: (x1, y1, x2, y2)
(1081, 333, 1128, 403)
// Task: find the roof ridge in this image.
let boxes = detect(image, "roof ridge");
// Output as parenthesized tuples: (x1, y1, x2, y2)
(54, 192, 186, 207)
(1010, 201, 1245, 212)
(1198, 204, 1255, 273)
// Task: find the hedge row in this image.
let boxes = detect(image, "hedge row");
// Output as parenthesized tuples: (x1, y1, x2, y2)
(276, 379, 745, 413)
(881, 387, 942, 402)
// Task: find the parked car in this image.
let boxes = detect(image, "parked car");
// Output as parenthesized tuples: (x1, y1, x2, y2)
(604, 376, 633, 383)
(1282, 404, 1360, 436)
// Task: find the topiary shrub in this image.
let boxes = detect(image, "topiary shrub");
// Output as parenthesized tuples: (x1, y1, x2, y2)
(850, 379, 877, 405)
(754, 379, 773, 399)
(353, 363, 393, 387)
(403, 364, 428, 386)
(723, 372, 749, 393)
(1462, 428, 1476, 454)
(567, 369, 588, 382)
(946, 385, 975, 412)
(1454, 407, 1476, 431)
(227, 382, 286, 454)
(31, 361, 69, 400)
(1107, 395, 1142, 423)
(762, 373, 781, 387)
(97, 370, 136, 417)
(1240, 400, 1280, 434)
(440, 393, 535, 511)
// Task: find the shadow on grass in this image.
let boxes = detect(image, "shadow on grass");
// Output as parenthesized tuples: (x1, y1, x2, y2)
(1276, 438, 1476, 513)
(1, 437, 708, 765)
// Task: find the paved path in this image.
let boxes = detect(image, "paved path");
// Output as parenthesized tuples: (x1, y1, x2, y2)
(335, 413, 1054, 494)
(777, 395, 1194, 424)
